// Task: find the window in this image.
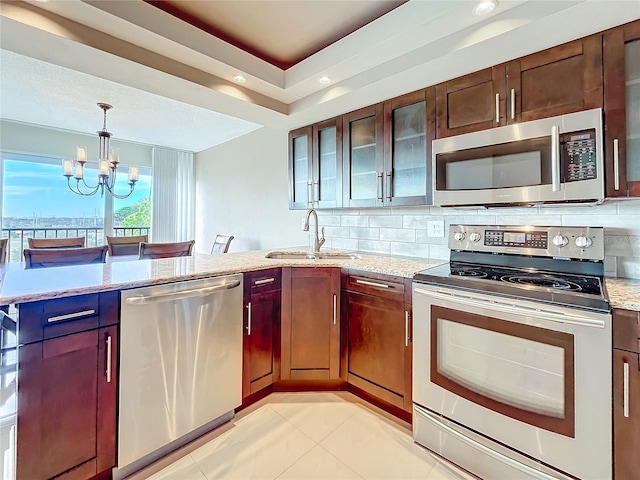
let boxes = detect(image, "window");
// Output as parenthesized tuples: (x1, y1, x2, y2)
(1, 151, 152, 262)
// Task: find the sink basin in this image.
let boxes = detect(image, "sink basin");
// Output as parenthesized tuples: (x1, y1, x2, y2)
(264, 251, 316, 259)
(265, 251, 360, 260)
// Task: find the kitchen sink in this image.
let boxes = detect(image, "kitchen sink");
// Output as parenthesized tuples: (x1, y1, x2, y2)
(265, 251, 360, 260)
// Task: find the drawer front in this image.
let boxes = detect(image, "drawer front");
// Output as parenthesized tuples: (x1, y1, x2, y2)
(344, 270, 405, 302)
(249, 268, 282, 294)
(613, 308, 640, 354)
(18, 291, 119, 344)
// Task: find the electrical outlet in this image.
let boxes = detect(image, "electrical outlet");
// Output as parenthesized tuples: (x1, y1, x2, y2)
(427, 220, 445, 238)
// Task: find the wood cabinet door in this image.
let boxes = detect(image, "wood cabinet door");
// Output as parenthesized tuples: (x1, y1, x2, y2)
(613, 349, 640, 479)
(383, 88, 435, 206)
(506, 34, 603, 124)
(604, 20, 640, 198)
(312, 117, 343, 209)
(17, 326, 116, 479)
(281, 267, 340, 380)
(288, 126, 313, 209)
(436, 66, 506, 138)
(342, 104, 385, 207)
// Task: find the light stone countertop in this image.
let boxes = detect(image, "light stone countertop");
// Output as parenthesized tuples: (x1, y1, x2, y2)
(0, 250, 437, 306)
(605, 277, 640, 312)
(2, 249, 638, 311)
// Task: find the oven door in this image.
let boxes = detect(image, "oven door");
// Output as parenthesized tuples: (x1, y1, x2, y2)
(412, 283, 611, 480)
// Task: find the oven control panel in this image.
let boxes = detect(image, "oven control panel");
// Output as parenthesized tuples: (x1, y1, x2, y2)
(449, 225, 604, 260)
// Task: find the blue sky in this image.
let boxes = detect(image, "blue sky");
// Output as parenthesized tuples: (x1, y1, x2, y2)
(2, 157, 152, 218)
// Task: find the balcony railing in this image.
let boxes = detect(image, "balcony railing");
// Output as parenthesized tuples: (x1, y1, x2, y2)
(1, 227, 150, 263)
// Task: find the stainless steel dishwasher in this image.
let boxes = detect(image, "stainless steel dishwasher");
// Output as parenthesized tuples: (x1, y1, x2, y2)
(115, 274, 243, 479)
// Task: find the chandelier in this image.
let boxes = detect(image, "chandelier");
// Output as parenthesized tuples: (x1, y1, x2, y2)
(62, 103, 138, 199)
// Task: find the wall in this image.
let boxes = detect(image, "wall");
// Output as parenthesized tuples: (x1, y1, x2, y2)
(316, 202, 640, 279)
(0, 120, 153, 167)
(194, 126, 308, 254)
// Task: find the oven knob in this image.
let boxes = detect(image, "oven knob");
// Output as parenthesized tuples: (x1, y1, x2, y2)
(552, 235, 568, 247)
(469, 232, 481, 243)
(575, 236, 593, 248)
(454, 232, 466, 242)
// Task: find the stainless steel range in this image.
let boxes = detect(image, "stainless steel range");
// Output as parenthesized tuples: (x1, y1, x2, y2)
(412, 225, 611, 480)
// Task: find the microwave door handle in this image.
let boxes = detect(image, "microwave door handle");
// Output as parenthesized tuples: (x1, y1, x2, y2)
(614, 138, 620, 191)
(551, 125, 561, 192)
(495, 93, 500, 123)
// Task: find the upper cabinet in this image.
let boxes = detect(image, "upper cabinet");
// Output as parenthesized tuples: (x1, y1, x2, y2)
(436, 35, 603, 138)
(604, 20, 640, 197)
(341, 90, 434, 208)
(288, 126, 313, 209)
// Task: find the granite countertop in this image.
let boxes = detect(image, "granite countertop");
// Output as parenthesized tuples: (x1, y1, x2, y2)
(1, 249, 638, 311)
(0, 250, 437, 305)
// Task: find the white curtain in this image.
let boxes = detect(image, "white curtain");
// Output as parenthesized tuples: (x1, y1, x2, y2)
(151, 147, 195, 243)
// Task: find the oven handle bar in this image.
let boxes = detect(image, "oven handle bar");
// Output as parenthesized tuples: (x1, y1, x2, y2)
(414, 287, 606, 329)
(414, 405, 561, 480)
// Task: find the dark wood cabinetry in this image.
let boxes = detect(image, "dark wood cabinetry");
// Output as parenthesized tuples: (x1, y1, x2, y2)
(16, 292, 118, 479)
(612, 308, 640, 479)
(436, 35, 603, 138)
(281, 267, 341, 381)
(343, 271, 412, 414)
(243, 269, 281, 399)
(604, 20, 640, 197)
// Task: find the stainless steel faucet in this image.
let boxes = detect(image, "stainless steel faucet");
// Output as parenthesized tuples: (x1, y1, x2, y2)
(303, 209, 325, 253)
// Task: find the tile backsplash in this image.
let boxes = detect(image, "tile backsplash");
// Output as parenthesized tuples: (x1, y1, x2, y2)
(316, 199, 640, 279)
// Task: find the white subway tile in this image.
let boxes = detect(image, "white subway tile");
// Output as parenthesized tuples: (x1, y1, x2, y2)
(380, 228, 415, 242)
(324, 226, 350, 237)
(331, 237, 359, 251)
(497, 215, 562, 225)
(342, 216, 369, 227)
(358, 240, 391, 254)
(350, 227, 380, 240)
(403, 215, 429, 229)
(363, 208, 392, 216)
(369, 216, 403, 228)
(617, 257, 640, 280)
(390, 242, 429, 258)
(538, 203, 618, 215)
(317, 215, 341, 226)
(429, 244, 450, 260)
(605, 235, 640, 257)
(416, 231, 447, 245)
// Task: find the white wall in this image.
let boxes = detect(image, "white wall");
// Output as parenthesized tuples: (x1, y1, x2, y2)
(0, 120, 152, 167)
(194, 127, 308, 253)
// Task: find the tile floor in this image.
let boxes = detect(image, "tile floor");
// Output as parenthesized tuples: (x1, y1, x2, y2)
(127, 392, 476, 480)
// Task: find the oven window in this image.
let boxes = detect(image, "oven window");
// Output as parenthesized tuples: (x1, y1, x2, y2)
(430, 306, 575, 437)
(436, 136, 551, 191)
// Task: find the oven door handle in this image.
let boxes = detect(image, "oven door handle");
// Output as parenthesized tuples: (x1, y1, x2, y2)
(414, 287, 606, 329)
(414, 405, 561, 480)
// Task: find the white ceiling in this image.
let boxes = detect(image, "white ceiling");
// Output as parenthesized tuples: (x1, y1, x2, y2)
(0, 0, 639, 153)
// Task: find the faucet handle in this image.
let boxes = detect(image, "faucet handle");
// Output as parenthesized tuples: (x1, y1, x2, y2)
(318, 227, 326, 248)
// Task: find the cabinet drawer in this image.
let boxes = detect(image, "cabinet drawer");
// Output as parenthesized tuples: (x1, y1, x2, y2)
(18, 291, 119, 345)
(344, 270, 405, 302)
(613, 309, 640, 354)
(249, 268, 282, 293)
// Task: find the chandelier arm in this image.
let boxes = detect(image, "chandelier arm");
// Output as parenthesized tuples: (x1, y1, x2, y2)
(67, 177, 100, 197)
(79, 175, 100, 190)
(105, 183, 136, 200)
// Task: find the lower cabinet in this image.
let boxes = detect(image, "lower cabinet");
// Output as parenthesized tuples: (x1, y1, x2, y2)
(613, 308, 640, 479)
(281, 267, 341, 381)
(343, 271, 412, 413)
(17, 325, 117, 480)
(243, 269, 281, 399)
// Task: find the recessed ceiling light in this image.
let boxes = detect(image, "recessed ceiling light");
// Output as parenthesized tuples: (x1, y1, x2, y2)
(232, 75, 246, 83)
(473, 0, 498, 15)
(319, 76, 332, 85)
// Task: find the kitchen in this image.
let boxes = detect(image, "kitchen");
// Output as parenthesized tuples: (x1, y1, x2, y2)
(1, 1, 640, 480)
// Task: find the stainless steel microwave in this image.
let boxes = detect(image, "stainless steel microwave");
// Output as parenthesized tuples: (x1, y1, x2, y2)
(432, 108, 604, 207)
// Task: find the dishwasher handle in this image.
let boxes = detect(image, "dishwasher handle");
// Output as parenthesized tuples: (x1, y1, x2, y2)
(125, 279, 241, 305)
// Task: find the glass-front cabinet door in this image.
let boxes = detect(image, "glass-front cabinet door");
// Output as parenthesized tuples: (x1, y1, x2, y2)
(288, 126, 313, 209)
(312, 117, 342, 209)
(383, 88, 435, 206)
(604, 20, 640, 197)
(342, 105, 384, 207)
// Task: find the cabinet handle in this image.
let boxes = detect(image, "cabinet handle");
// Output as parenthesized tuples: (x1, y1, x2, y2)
(510, 88, 515, 120)
(386, 172, 392, 202)
(551, 125, 560, 192)
(106, 334, 112, 383)
(377, 173, 383, 202)
(495, 93, 500, 123)
(307, 182, 313, 205)
(405, 311, 410, 347)
(613, 139, 620, 191)
(333, 294, 337, 325)
(314, 180, 320, 204)
(246, 302, 252, 336)
(47, 309, 96, 323)
(254, 278, 275, 286)
(624, 361, 629, 418)
(355, 279, 389, 289)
